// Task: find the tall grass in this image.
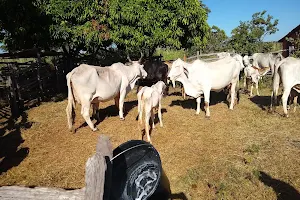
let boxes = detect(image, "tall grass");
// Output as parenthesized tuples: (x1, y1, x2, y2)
(154, 48, 186, 61)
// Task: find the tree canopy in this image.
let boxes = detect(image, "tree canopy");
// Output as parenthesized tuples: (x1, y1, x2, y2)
(229, 10, 279, 54)
(0, 0, 210, 57)
(204, 25, 228, 53)
(108, 0, 210, 56)
(0, 0, 52, 51)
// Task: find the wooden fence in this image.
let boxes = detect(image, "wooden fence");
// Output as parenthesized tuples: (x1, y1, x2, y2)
(0, 59, 66, 118)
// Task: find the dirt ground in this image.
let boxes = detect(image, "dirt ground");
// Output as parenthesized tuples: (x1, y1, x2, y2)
(1, 86, 300, 200)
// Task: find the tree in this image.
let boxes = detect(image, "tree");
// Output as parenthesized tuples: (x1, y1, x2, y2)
(108, 0, 210, 56)
(286, 32, 300, 58)
(229, 10, 279, 55)
(0, 0, 53, 51)
(204, 25, 228, 53)
(37, 0, 111, 56)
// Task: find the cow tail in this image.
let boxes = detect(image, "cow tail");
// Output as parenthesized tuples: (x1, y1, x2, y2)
(271, 60, 283, 108)
(66, 70, 76, 131)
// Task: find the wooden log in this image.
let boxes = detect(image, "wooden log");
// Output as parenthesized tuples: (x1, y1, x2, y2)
(0, 135, 113, 200)
(0, 186, 84, 200)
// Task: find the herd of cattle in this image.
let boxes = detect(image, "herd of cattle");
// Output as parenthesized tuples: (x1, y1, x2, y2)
(66, 52, 300, 143)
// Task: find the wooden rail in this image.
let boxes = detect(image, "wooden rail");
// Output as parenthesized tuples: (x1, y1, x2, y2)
(0, 135, 112, 200)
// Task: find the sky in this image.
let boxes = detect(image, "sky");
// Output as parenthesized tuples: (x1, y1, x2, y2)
(202, 0, 300, 42)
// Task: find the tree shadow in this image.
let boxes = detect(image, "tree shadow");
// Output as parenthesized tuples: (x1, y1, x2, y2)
(259, 171, 300, 200)
(0, 112, 31, 174)
(0, 106, 11, 120)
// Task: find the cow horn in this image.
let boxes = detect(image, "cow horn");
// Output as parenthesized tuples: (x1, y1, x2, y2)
(138, 52, 144, 63)
(127, 55, 132, 62)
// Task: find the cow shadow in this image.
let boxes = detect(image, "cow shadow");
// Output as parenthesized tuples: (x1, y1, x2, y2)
(169, 91, 184, 97)
(149, 168, 188, 200)
(169, 91, 229, 111)
(249, 95, 272, 111)
(259, 171, 300, 200)
(77, 100, 138, 130)
(0, 113, 31, 174)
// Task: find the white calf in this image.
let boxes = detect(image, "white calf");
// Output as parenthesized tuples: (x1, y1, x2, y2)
(137, 81, 166, 143)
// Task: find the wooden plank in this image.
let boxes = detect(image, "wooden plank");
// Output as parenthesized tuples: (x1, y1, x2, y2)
(0, 186, 85, 200)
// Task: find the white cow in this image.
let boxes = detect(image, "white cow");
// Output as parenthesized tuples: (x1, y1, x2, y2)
(243, 55, 261, 96)
(66, 61, 147, 132)
(271, 57, 300, 117)
(168, 56, 243, 117)
(137, 81, 166, 143)
(244, 53, 283, 76)
(217, 52, 231, 59)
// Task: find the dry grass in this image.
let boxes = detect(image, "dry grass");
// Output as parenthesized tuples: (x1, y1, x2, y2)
(1, 86, 300, 199)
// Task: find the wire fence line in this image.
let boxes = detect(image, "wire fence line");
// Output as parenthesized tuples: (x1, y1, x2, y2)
(185, 48, 300, 63)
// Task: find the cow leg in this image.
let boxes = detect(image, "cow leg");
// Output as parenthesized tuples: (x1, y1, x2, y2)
(196, 97, 201, 115)
(145, 109, 152, 143)
(256, 81, 260, 96)
(282, 88, 291, 117)
(158, 102, 163, 127)
(114, 93, 120, 110)
(81, 102, 97, 131)
(250, 82, 254, 97)
(271, 70, 280, 111)
(203, 90, 210, 118)
(229, 81, 237, 110)
(118, 90, 126, 120)
(151, 109, 155, 129)
(92, 102, 100, 121)
(182, 86, 186, 100)
(293, 95, 298, 112)
(66, 103, 73, 132)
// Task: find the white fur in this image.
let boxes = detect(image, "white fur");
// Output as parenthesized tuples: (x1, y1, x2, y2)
(137, 81, 166, 143)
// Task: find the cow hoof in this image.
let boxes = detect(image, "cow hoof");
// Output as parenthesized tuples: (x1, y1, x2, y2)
(120, 117, 125, 121)
(284, 114, 289, 118)
(92, 127, 98, 132)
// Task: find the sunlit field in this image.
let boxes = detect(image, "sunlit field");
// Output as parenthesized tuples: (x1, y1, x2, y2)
(1, 84, 300, 199)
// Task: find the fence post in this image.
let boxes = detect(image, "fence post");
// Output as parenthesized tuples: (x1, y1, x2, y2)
(14, 64, 24, 112)
(183, 54, 187, 62)
(85, 135, 112, 200)
(36, 50, 44, 102)
(7, 64, 20, 118)
(197, 51, 200, 59)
